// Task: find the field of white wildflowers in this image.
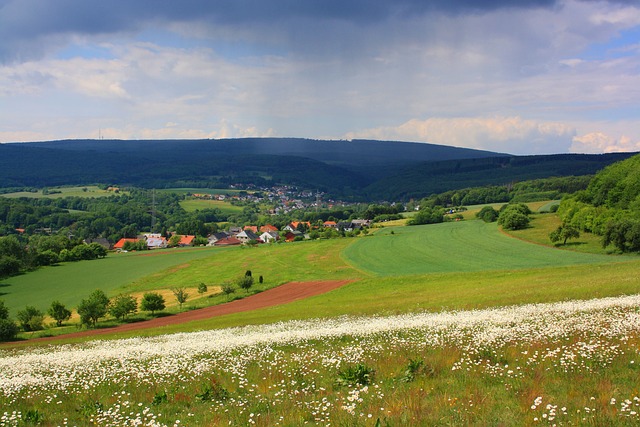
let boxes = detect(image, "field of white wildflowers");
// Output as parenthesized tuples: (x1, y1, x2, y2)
(1, 294, 640, 426)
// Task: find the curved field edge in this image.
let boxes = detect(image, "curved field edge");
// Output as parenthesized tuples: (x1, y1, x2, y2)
(341, 220, 621, 276)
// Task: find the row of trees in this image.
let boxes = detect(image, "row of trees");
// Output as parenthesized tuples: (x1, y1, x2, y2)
(0, 271, 262, 341)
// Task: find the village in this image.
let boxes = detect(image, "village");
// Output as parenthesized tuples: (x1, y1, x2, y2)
(113, 219, 373, 251)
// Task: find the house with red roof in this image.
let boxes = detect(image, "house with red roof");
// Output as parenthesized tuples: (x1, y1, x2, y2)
(177, 235, 195, 246)
(259, 224, 278, 233)
(114, 238, 139, 250)
(243, 225, 258, 233)
(323, 221, 337, 228)
(213, 236, 242, 246)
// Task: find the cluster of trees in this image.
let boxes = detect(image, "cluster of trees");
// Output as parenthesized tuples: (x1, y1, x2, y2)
(0, 234, 107, 278)
(417, 176, 592, 210)
(0, 290, 170, 341)
(474, 203, 533, 231)
(556, 154, 640, 252)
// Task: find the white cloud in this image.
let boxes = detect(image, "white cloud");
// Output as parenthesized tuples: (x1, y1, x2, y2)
(571, 132, 640, 153)
(344, 117, 576, 155)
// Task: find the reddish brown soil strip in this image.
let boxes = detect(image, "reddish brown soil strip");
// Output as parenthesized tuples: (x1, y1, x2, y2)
(24, 280, 353, 343)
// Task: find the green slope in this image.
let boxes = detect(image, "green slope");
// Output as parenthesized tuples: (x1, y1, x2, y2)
(342, 220, 623, 276)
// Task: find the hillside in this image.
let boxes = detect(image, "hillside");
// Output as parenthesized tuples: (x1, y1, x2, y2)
(1, 138, 636, 200)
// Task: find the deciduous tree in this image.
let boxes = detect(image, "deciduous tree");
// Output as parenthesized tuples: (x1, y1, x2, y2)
(140, 292, 166, 314)
(48, 300, 72, 327)
(108, 294, 138, 321)
(77, 289, 109, 328)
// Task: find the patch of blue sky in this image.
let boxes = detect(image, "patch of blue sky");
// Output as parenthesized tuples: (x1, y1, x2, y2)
(55, 43, 115, 60)
(579, 27, 640, 60)
(134, 28, 285, 61)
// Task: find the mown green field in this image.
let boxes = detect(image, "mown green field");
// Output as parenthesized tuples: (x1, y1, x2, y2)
(342, 220, 621, 276)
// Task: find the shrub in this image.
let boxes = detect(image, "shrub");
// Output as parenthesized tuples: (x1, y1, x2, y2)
(0, 318, 19, 341)
(16, 305, 45, 332)
(476, 206, 499, 223)
(197, 282, 208, 295)
(221, 284, 235, 300)
(237, 275, 254, 293)
(336, 363, 375, 387)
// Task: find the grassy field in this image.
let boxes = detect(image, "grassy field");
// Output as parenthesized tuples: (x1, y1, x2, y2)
(343, 220, 622, 276)
(179, 198, 244, 214)
(1, 186, 123, 199)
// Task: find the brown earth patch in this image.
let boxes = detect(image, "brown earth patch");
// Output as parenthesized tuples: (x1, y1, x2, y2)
(22, 280, 353, 344)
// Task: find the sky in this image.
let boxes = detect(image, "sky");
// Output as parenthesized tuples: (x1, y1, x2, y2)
(1, 0, 639, 155)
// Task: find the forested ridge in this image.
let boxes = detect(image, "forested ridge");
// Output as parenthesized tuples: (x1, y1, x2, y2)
(2, 138, 635, 200)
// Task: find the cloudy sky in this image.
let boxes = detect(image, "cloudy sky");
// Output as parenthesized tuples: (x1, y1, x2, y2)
(1, 0, 639, 154)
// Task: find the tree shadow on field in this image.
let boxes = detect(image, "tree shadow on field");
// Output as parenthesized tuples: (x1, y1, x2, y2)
(558, 242, 587, 248)
(0, 282, 11, 297)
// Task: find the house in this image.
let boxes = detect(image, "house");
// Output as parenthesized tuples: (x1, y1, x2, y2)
(260, 231, 279, 243)
(84, 238, 111, 250)
(228, 226, 242, 235)
(213, 236, 242, 246)
(236, 229, 260, 244)
(207, 232, 229, 246)
(113, 238, 139, 250)
(284, 230, 304, 242)
(145, 234, 168, 249)
(283, 221, 312, 232)
(243, 225, 258, 233)
(259, 224, 278, 233)
(351, 219, 371, 227)
(323, 221, 337, 228)
(177, 235, 195, 246)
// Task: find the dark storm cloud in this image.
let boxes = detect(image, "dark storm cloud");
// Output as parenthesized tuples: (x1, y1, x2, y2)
(0, 0, 560, 62)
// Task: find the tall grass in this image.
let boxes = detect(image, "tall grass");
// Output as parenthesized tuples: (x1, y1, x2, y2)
(2, 295, 639, 426)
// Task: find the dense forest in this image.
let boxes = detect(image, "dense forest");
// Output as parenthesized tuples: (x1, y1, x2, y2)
(1, 138, 635, 200)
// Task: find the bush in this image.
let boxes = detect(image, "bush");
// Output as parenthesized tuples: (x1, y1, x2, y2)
(476, 206, 499, 223)
(336, 363, 375, 387)
(16, 306, 45, 332)
(0, 318, 18, 341)
(237, 275, 254, 293)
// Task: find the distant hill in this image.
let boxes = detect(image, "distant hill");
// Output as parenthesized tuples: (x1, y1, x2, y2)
(0, 138, 636, 200)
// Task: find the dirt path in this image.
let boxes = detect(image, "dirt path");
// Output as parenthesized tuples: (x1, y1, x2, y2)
(27, 280, 353, 343)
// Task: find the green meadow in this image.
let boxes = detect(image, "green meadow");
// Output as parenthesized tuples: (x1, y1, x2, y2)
(179, 198, 244, 214)
(1, 185, 123, 199)
(342, 220, 620, 276)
